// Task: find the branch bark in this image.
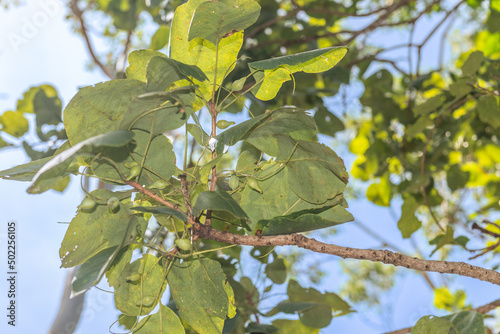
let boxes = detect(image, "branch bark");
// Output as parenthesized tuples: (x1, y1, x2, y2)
(193, 224, 500, 286)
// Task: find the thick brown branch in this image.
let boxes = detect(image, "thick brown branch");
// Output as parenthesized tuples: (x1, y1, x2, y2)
(194, 224, 500, 286)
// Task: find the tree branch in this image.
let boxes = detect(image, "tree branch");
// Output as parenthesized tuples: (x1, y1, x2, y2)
(193, 224, 500, 286)
(70, 0, 113, 79)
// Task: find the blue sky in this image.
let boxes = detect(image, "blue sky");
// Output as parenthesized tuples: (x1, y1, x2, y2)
(0, 1, 499, 333)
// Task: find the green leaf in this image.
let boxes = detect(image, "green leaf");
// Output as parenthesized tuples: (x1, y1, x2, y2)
(397, 196, 421, 238)
(132, 206, 187, 222)
(168, 257, 232, 333)
(249, 47, 347, 100)
(447, 165, 469, 191)
(120, 88, 195, 136)
(146, 56, 208, 92)
(91, 130, 176, 187)
(188, 0, 260, 46)
(442, 311, 485, 334)
(72, 246, 120, 297)
(243, 108, 317, 157)
(477, 95, 500, 129)
(187, 123, 210, 146)
(16, 84, 60, 114)
(414, 95, 446, 116)
(239, 162, 350, 232)
(28, 131, 134, 194)
(118, 314, 137, 330)
(64, 79, 146, 144)
(287, 280, 352, 314)
(276, 136, 348, 204)
(126, 50, 166, 82)
(430, 227, 455, 256)
(257, 204, 353, 236)
(59, 189, 145, 268)
(114, 254, 167, 316)
(150, 25, 170, 51)
(406, 116, 433, 139)
(134, 304, 185, 334)
(265, 257, 287, 284)
(193, 190, 250, 226)
(462, 51, 484, 76)
(272, 319, 319, 334)
(450, 79, 473, 98)
(0, 156, 52, 181)
(170, 0, 244, 104)
(299, 304, 333, 329)
(411, 315, 452, 334)
(314, 107, 345, 136)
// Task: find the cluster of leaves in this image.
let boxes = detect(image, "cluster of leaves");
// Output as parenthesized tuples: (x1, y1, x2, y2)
(1, 0, 499, 332)
(0, 0, 360, 332)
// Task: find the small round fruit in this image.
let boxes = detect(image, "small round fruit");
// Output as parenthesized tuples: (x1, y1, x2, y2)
(150, 179, 169, 189)
(247, 177, 263, 194)
(125, 273, 141, 283)
(175, 239, 192, 251)
(127, 165, 141, 180)
(79, 197, 97, 210)
(107, 197, 120, 211)
(216, 120, 235, 129)
(229, 174, 239, 190)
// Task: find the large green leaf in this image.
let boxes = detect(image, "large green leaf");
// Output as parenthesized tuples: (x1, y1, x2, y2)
(249, 47, 348, 100)
(59, 189, 145, 268)
(188, 0, 260, 46)
(0, 156, 52, 181)
(134, 304, 185, 334)
(29, 131, 134, 193)
(168, 257, 233, 333)
(193, 190, 250, 227)
(64, 80, 146, 144)
(91, 130, 176, 187)
(276, 136, 348, 204)
(114, 254, 167, 316)
(287, 280, 352, 314)
(411, 316, 452, 334)
(238, 162, 351, 232)
(119, 88, 195, 136)
(71, 246, 119, 297)
(170, 0, 243, 103)
(214, 107, 314, 155)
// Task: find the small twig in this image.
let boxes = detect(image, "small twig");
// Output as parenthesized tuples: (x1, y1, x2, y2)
(70, 0, 113, 79)
(179, 174, 193, 219)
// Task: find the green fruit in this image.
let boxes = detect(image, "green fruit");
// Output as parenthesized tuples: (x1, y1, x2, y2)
(79, 197, 97, 210)
(229, 174, 239, 190)
(150, 179, 169, 189)
(247, 177, 263, 194)
(175, 239, 192, 251)
(139, 296, 155, 307)
(232, 77, 246, 91)
(127, 165, 141, 180)
(107, 196, 120, 210)
(125, 273, 141, 283)
(124, 161, 139, 169)
(216, 120, 235, 129)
